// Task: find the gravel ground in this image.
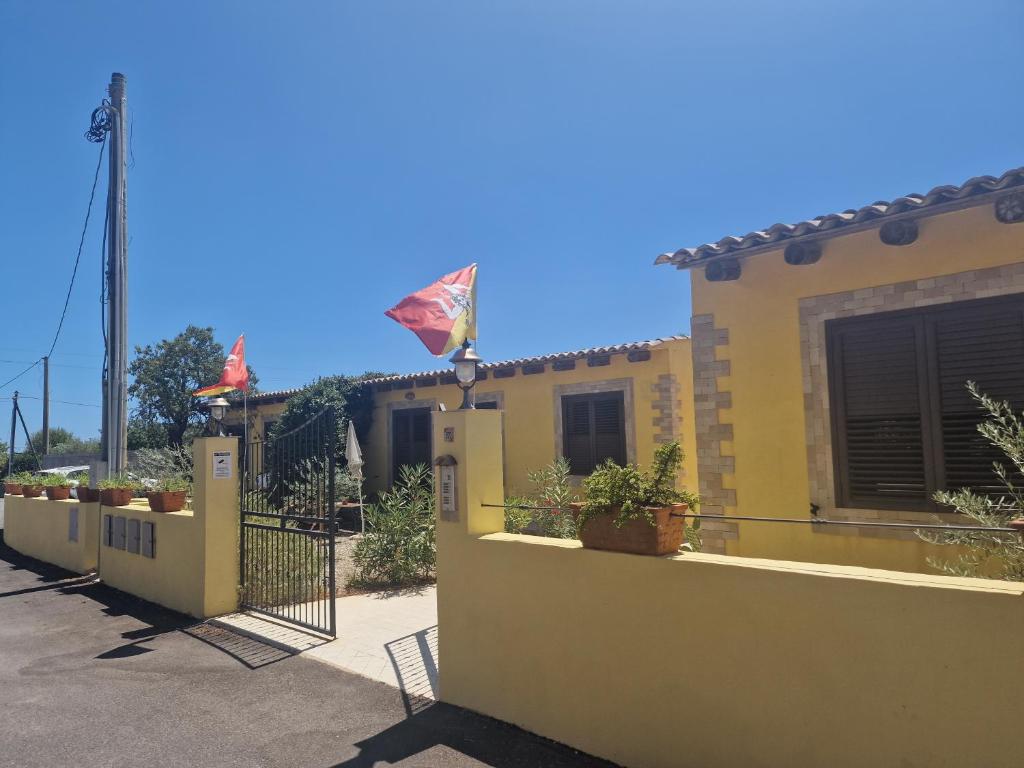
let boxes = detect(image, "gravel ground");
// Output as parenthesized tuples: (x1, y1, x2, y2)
(335, 531, 361, 595)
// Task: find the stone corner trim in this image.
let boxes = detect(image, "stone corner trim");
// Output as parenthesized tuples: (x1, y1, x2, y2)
(691, 314, 738, 554)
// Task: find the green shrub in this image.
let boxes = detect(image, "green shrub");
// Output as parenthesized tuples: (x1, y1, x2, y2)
(70, 471, 90, 488)
(153, 475, 190, 493)
(40, 474, 71, 488)
(579, 441, 700, 535)
(918, 382, 1024, 580)
(352, 464, 435, 587)
(98, 473, 137, 490)
(502, 458, 578, 539)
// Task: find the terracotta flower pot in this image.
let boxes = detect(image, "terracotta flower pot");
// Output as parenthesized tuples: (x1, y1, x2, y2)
(147, 490, 187, 513)
(22, 484, 43, 498)
(578, 503, 689, 556)
(45, 486, 71, 501)
(100, 488, 133, 507)
(76, 487, 99, 503)
(3, 482, 23, 496)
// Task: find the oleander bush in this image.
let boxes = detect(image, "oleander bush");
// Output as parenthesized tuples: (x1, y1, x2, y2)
(351, 463, 435, 588)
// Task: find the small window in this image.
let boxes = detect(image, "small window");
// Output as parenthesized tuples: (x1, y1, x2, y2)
(476, 400, 499, 410)
(561, 392, 626, 475)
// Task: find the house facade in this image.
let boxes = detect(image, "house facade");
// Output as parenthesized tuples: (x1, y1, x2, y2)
(658, 168, 1024, 570)
(225, 336, 698, 499)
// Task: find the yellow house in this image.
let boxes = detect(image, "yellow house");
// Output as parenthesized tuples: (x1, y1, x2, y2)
(225, 336, 698, 499)
(657, 167, 1024, 570)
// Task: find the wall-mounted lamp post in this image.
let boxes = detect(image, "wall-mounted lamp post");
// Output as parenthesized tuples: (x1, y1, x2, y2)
(202, 396, 231, 436)
(449, 340, 483, 410)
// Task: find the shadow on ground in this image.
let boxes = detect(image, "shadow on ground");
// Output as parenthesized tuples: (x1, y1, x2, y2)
(0, 532, 294, 670)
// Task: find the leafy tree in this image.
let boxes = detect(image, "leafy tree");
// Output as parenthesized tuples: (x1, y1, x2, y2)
(26, 427, 101, 456)
(272, 373, 386, 463)
(919, 382, 1024, 580)
(128, 325, 257, 446)
(127, 417, 169, 450)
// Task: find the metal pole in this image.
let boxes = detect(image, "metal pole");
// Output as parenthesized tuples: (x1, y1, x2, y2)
(8, 391, 17, 476)
(42, 356, 49, 455)
(105, 72, 128, 475)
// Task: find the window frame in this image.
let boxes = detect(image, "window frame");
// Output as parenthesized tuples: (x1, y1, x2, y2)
(826, 293, 1024, 512)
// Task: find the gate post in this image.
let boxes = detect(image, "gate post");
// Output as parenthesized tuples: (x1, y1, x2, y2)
(193, 436, 241, 617)
(432, 409, 504, 700)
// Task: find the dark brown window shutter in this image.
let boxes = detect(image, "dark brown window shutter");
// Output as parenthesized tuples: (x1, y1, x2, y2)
(934, 301, 1024, 495)
(829, 317, 930, 507)
(561, 392, 626, 474)
(392, 407, 432, 482)
(828, 294, 1024, 510)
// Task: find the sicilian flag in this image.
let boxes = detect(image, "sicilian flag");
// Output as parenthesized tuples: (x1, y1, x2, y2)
(193, 335, 249, 396)
(385, 264, 477, 356)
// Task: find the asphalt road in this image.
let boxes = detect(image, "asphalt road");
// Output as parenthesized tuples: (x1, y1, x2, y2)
(0, 532, 613, 768)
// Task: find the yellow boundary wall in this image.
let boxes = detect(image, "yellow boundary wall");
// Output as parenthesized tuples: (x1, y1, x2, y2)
(435, 409, 1024, 768)
(4, 497, 100, 574)
(4, 437, 240, 619)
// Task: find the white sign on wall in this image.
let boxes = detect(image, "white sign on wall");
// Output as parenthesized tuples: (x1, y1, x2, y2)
(213, 450, 233, 480)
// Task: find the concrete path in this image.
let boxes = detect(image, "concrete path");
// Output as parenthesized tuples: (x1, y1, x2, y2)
(0, 534, 613, 768)
(217, 587, 439, 701)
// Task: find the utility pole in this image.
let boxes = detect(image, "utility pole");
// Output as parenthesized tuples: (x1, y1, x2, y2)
(92, 72, 129, 477)
(42, 356, 49, 455)
(7, 391, 16, 476)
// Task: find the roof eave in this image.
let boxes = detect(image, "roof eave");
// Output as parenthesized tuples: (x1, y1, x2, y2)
(656, 185, 1013, 271)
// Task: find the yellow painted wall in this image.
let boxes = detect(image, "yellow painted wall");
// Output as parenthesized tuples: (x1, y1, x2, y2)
(101, 437, 240, 618)
(369, 338, 697, 497)
(688, 204, 1024, 572)
(435, 409, 1024, 768)
(4, 497, 100, 574)
(222, 401, 285, 441)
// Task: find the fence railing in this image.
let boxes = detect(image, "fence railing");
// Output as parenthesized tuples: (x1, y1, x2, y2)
(482, 503, 1024, 535)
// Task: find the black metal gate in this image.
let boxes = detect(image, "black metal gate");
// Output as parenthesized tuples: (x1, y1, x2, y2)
(241, 408, 337, 636)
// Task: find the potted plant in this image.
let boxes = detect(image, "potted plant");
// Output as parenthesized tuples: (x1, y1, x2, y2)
(42, 473, 72, 501)
(2, 473, 24, 497)
(99, 473, 136, 507)
(21, 474, 44, 498)
(147, 475, 189, 513)
(576, 441, 699, 556)
(73, 472, 99, 502)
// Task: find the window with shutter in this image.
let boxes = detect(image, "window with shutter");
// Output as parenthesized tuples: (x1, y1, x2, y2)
(561, 392, 626, 475)
(827, 294, 1024, 510)
(392, 407, 432, 482)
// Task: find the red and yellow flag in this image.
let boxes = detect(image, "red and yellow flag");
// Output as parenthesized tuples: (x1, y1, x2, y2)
(193, 335, 249, 397)
(385, 264, 477, 356)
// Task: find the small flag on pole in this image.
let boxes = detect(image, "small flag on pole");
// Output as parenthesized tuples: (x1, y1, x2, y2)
(193, 335, 249, 396)
(385, 264, 477, 356)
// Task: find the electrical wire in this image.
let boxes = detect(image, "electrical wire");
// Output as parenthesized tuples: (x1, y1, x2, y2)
(0, 360, 41, 392)
(46, 135, 107, 358)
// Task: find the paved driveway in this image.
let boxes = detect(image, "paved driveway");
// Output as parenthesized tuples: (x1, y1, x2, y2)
(0, 533, 613, 768)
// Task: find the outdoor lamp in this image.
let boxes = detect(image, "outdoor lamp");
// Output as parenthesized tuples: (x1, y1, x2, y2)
(204, 396, 231, 436)
(449, 340, 483, 410)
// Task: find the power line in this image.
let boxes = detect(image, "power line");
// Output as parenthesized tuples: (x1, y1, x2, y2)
(47, 135, 107, 359)
(0, 360, 41, 392)
(17, 395, 101, 409)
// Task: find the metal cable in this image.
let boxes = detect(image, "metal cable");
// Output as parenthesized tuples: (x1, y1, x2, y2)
(482, 503, 1021, 534)
(47, 135, 107, 358)
(0, 359, 41, 392)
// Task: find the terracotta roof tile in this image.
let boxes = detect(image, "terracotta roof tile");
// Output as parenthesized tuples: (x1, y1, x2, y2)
(656, 167, 1024, 268)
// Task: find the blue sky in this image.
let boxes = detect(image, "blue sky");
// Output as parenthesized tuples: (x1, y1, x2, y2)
(1, 1, 1022, 441)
